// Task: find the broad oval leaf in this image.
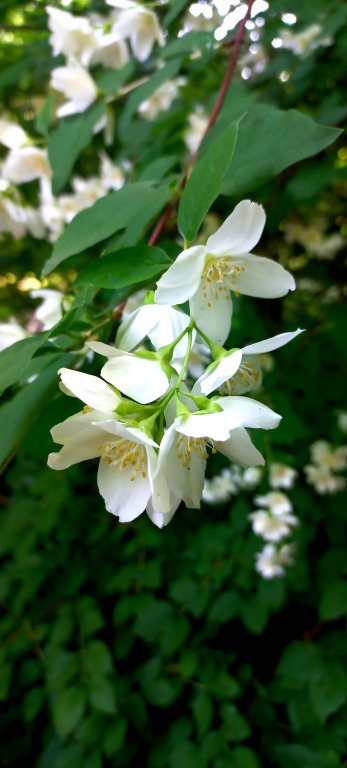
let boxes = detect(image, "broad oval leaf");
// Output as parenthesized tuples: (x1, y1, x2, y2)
(43, 182, 163, 275)
(178, 119, 239, 242)
(75, 246, 170, 289)
(0, 333, 50, 395)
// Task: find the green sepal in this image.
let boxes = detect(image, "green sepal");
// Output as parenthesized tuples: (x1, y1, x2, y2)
(175, 394, 191, 418)
(144, 290, 155, 305)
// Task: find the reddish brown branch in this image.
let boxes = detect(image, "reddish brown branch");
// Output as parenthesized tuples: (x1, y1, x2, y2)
(148, 0, 256, 247)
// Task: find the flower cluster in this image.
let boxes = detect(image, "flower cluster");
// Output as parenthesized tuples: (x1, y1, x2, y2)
(48, 199, 302, 528)
(304, 439, 347, 494)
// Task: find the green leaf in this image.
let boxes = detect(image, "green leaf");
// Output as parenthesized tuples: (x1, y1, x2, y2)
(88, 677, 117, 714)
(104, 718, 128, 757)
(52, 687, 86, 738)
(119, 58, 183, 133)
(309, 660, 347, 722)
(43, 182, 160, 274)
(162, 31, 213, 59)
(192, 692, 214, 737)
(0, 354, 71, 472)
(164, 0, 189, 25)
(36, 94, 55, 135)
(94, 61, 134, 95)
(319, 580, 347, 620)
(208, 591, 240, 624)
(220, 106, 342, 197)
(230, 747, 260, 768)
(0, 333, 49, 395)
(85, 640, 113, 677)
(75, 246, 170, 289)
(221, 703, 251, 742)
(274, 744, 339, 768)
(48, 100, 105, 195)
(178, 119, 239, 242)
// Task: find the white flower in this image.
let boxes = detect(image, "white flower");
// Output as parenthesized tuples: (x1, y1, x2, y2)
(87, 341, 171, 404)
(250, 509, 298, 542)
(2, 147, 51, 183)
(254, 491, 292, 515)
(116, 303, 192, 362)
(31, 289, 64, 330)
(91, 31, 129, 70)
(99, 153, 125, 191)
(0, 318, 28, 352)
(155, 201, 295, 345)
(51, 61, 97, 118)
(310, 440, 347, 471)
(184, 111, 209, 155)
(0, 118, 28, 150)
(48, 368, 173, 524)
(337, 412, 347, 434)
(242, 467, 262, 488)
(107, 1, 165, 62)
(187, 341, 211, 380)
(138, 79, 183, 120)
(255, 543, 294, 579)
(193, 329, 304, 396)
(0, 196, 26, 238)
(269, 463, 298, 489)
(202, 468, 238, 504)
(281, 24, 331, 57)
(304, 465, 346, 494)
(47, 6, 97, 66)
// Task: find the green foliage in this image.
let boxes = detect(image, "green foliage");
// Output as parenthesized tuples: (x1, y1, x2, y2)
(75, 246, 170, 289)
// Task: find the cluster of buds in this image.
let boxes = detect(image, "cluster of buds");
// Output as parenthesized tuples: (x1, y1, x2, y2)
(48, 199, 303, 528)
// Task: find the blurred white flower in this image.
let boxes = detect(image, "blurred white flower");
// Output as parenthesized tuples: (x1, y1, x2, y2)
(2, 147, 51, 184)
(310, 440, 347, 471)
(99, 153, 125, 191)
(91, 30, 129, 69)
(254, 491, 292, 515)
(281, 24, 332, 57)
(0, 318, 28, 352)
(31, 289, 65, 330)
(337, 412, 347, 434)
(138, 79, 184, 120)
(0, 118, 28, 150)
(269, 462, 297, 489)
(256, 543, 294, 579)
(184, 110, 209, 155)
(250, 509, 298, 542)
(51, 61, 97, 118)
(202, 468, 238, 504)
(47, 6, 97, 66)
(107, 1, 165, 62)
(304, 465, 346, 494)
(242, 466, 262, 488)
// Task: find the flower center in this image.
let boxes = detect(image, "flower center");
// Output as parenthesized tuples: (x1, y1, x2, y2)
(201, 256, 246, 306)
(176, 435, 216, 467)
(220, 361, 260, 395)
(100, 438, 147, 480)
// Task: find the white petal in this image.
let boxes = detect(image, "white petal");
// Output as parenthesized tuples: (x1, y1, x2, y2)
(146, 494, 180, 528)
(101, 353, 169, 404)
(206, 200, 266, 257)
(217, 427, 264, 467)
(189, 280, 232, 345)
(216, 396, 281, 430)
(94, 419, 158, 447)
(50, 409, 106, 443)
(242, 328, 304, 355)
(87, 340, 120, 358)
(130, 29, 153, 61)
(149, 307, 192, 359)
(233, 254, 295, 298)
(157, 424, 205, 508)
(116, 305, 161, 351)
(155, 246, 206, 306)
(48, 436, 102, 470)
(192, 349, 242, 395)
(97, 458, 151, 521)
(59, 368, 120, 411)
(176, 412, 237, 442)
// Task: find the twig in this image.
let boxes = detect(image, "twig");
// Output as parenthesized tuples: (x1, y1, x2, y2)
(148, 0, 256, 247)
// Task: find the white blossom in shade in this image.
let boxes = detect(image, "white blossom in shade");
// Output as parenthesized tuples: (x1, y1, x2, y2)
(116, 303, 192, 362)
(87, 341, 170, 404)
(0, 318, 28, 352)
(184, 111, 209, 155)
(107, 1, 165, 62)
(269, 463, 298, 489)
(202, 468, 238, 504)
(242, 466, 262, 488)
(250, 509, 298, 542)
(187, 341, 211, 380)
(99, 153, 125, 191)
(30, 289, 64, 331)
(0, 196, 27, 238)
(337, 412, 347, 434)
(304, 465, 346, 494)
(91, 31, 129, 69)
(281, 24, 331, 57)
(51, 61, 97, 118)
(0, 119, 28, 150)
(255, 543, 294, 579)
(46, 6, 97, 66)
(254, 491, 292, 515)
(2, 148, 51, 184)
(155, 201, 296, 345)
(138, 79, 183, 120)
(310, 440, 347, 471)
